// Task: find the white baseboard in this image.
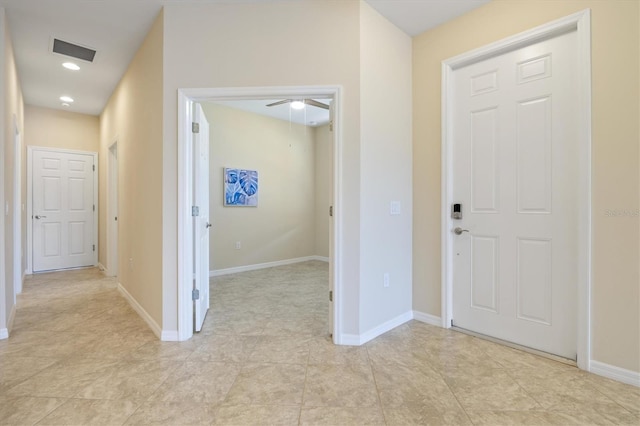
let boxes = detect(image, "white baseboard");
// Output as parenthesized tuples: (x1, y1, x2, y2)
(117, 283, 162, 340)
(161, 330, 179, 341)
(338, 334, 362, 346)
(338, 311, 413, 346)
(7, 303, 16, 333)
(590, 360, 640, 387)
(360, 310, 413, 344)
(412, 310, 442, 327)
(0, 303, 17, 339)
(210, 255, 328, 277)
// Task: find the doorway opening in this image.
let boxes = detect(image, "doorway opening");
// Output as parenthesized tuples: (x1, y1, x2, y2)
(177, 86, 343, 343)
(202, 97, 333, 338)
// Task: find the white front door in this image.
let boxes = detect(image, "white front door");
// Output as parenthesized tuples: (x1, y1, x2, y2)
(451, 30, 578, 359)
(193, 103, 210, 332)
(32, 149, 96, 272)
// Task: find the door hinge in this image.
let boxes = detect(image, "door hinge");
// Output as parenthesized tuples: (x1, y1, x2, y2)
(92, 244, 95, 252)
(192, 206, 200, 216)
(192, 122, 200, 133)
(329, 290, 333, 302)
(93, 204, 95, 212)
(329, 206, 333, 217)
(329, 120, 334, 132)
(192, 289, 200, 301)
(92, 164, 95, 171)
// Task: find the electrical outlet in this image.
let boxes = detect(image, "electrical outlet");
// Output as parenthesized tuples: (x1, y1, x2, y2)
(383, 273, 390, 287)
(235, 241, 241, 250)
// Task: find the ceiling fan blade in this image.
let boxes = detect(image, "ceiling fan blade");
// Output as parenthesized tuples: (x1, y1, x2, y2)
(266, 99, 291, 107)
(304, 99, 330, 110)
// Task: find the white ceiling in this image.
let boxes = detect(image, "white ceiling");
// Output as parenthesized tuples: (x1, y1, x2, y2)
(211, 99, 332, 127)
(0, 0, 490, 117)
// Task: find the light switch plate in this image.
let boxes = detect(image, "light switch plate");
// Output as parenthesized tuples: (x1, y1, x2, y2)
(390, 201, 401, 215)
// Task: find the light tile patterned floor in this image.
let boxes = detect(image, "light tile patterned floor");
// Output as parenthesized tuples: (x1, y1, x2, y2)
(0, 261, 638, 425)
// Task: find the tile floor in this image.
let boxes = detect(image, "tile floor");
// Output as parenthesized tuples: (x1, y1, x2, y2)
(0, 261, 638, 425)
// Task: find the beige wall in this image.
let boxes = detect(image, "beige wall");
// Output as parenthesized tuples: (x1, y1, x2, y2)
(314, 124, 331, 258)
(99, 10, 164, 330)
(413, 0, 640, 372)
(24, 105, 99, 152)
(1, 8, 24, 333)
(162, 0, 362, 334)
(359, 2, 413, 333)
(202, 103, 317, 270)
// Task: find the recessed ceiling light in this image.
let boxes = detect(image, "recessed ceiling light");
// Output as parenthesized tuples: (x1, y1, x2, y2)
(62, 62, 80, 71)
(60, 96, 74, 103)
(290, 101, 305, 110)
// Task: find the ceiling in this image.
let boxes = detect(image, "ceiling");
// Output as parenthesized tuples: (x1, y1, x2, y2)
(211, 99, 332, 127)
(0, 0, 490, 117)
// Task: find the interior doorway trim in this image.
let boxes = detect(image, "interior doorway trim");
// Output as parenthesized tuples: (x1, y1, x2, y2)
(13, 115, 22, 297)
(176, 85, 343, 342)
(26, 146, 99, 274)
(441, 10, 592, 370)
(106, 140, 119, 277)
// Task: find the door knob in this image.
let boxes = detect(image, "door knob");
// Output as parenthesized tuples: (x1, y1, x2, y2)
(454, 227, 469, 235)
(34, 215, 47, 219)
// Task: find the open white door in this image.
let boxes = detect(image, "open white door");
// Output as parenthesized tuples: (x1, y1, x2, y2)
(193, 103, 210, 332)
(328, 100, 335, 338)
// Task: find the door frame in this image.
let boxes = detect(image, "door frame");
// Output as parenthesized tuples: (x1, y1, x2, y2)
(13, 115, 22, 296)
(107, 140, 119, 277)
(177, 85, 343, 342)
(441, 10, 592, 370)
(27, 146, 99, 273)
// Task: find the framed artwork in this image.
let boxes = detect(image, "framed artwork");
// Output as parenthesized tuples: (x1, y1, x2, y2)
(224, 168, 258, 206)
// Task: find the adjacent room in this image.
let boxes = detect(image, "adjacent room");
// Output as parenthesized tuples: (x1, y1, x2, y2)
(202, 98, 333, 337)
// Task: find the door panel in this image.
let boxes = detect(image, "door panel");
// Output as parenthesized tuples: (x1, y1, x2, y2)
(193, 103, 210, 332)
(451, 30, 578, 359)
(33, 150, 95, 272)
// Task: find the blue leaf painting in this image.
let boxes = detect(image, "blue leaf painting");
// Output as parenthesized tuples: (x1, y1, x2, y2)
(239, 170, 258, 196)
(224, 168, 258, 206)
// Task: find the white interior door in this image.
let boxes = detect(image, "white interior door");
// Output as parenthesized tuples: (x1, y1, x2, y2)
(451, 31, 579, 359)
(32, 149, 96, 272)
(328, 99, 335, 338)
(193, 103, 210, 332)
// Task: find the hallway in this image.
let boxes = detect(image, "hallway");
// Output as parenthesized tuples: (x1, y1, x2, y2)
(0, 264, 638, 425)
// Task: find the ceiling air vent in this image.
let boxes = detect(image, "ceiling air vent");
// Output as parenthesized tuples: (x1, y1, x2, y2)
(52, 38, 96, 62)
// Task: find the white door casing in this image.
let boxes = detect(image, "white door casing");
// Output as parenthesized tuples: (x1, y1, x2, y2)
(107, 142, 119, 277)
(29, 148, 98, 273)
(13, 118, 22, 296)
(193, 103, 210, 332)
(442, 10, 592, 366)
(177, 86, 343, 342)
(328, 99, 335, 336)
